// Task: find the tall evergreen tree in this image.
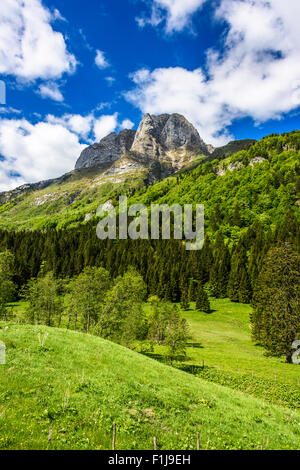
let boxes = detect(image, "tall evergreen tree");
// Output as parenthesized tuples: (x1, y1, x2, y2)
(210, 233, 231, 298)
(227, 244, 252, 302)
(0, 250, 16, 320)
(180, 288, 190, 311)
(195, 284, 210, 313)
(251, 244, 300, 363)
(188, 279, 195, 302)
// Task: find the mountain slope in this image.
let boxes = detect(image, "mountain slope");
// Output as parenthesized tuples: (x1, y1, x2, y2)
(126, 130, 300, 239)
(0, 130, 298, 232)
(209, 139, 257, 161)
(1, 323, 300, 450)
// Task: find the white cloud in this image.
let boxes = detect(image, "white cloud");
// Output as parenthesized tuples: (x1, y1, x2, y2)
(128, 0, 300, 145)
(0, 118, 86, 191)
(46, 114, 93, 139)
(0, 107, 21, 115)
(126, 67, 232, 146)
(209, 0, 300, 121)
(0, 0, 77, 81)
(47, 112, 130, 141)
(137, 0, 207, 33)
(0, 111, 135, 191)
(95, 50, 109, 69)
(121, 119, 134, 130)
(93, 113, 118, 141)
(38, 82, 64, 102)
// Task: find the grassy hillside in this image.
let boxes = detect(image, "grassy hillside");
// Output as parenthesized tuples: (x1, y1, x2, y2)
(1, 323, 300, 450)
(0, 166, 146, 231)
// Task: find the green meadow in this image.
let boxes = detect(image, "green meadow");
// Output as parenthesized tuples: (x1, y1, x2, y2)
(0, 298, 300, 450)
(1, 323, 300, 450)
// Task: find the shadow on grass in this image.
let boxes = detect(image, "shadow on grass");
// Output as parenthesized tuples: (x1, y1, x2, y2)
(204, 309, 217, 315)
(176, 364, 207, 374)
(187, 342, 203, 349)
(141, 351, 193, 364)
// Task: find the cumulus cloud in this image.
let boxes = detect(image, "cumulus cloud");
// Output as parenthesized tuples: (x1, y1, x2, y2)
(0, 110, 135, 190)
(126, 67, 232, 146)
(128, 0, 300, 145)
(0, 118, 86, 191)
(95, 50, 110, 69)
(93, 114, 118, 141)
(0, 0, 77, 81)
(46, 114, 94, 139)
(38, 82, 64, 102)
(46, 112, 129, 142)
(136, 0, 207, 33)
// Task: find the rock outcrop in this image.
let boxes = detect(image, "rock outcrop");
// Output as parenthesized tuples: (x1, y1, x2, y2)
(74, 113, 210, 178)
(131, 113, 208, 161)
(75, 129, 136, 170)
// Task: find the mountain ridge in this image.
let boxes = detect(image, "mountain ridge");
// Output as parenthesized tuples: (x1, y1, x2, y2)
(0, 129, 298, 232)
(74, 113, 212, 179)
(0, 113, 257, 203)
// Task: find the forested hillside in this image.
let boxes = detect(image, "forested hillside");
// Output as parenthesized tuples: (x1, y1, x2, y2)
(0, 132, 298, 306)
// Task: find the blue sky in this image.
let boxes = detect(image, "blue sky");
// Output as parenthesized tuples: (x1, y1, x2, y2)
(0, 0, 300, 190)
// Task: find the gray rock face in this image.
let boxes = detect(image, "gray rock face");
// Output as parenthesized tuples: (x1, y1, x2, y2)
(74, 113, 209, 174)
(75, 129, 136, 170)
(131, 113, 208, 159)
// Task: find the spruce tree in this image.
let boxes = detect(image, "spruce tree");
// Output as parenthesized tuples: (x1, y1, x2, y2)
(210, 233, 231, 298)
(238, 267, 252, 303)
(188, 279, 195, 302)
(180, 288, 190, 311)
(0, 250, 16, 320)
(195, 284, 210, 313)
(227, 244, 252, 302)
(251, 244, 300, 363)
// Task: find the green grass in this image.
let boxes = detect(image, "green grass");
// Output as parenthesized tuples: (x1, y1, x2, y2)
(141, 299, 300, 409)
(1, 323, 300, 450)
(0, 167, 146, 230)
(180, 299, 300, 384)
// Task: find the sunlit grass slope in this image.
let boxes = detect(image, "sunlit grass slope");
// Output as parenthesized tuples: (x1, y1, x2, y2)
(0, 324, 300, 450)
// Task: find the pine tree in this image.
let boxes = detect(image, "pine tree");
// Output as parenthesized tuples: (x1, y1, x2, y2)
(238, 267, 252, 303)
(188, 279, 195, 302)
(180, 288, 190, 311)
(227, 244, 252, 302)
(0, 250, 16, 320)
(195, 284, 210, 313)
(251, 244, 300, 363)
(210, 233, 231, 298)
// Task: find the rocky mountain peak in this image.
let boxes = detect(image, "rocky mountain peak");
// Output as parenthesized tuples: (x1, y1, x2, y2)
(74, 113, 211, 176)
(131, 113, 209, 158)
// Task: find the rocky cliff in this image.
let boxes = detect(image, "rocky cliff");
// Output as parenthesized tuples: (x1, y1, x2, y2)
(75, 129, 136, 170)
(74, 113, 211, 178)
